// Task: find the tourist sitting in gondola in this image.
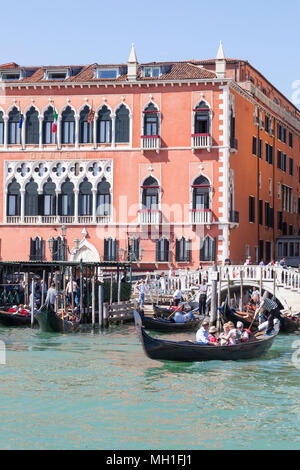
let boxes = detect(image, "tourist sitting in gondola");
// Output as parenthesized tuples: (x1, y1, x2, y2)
(236, 321, 251, 343)
(208, 326, 219, 344)
(196, 321, 218, 345)
(219, 322, 237, 346)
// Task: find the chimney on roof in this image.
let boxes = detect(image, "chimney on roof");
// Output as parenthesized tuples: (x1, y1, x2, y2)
(215, 41, 226, 79)
(127, 43, 138, 81)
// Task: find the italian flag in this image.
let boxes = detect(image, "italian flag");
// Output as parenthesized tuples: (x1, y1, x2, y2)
(52, 107, 58, 133)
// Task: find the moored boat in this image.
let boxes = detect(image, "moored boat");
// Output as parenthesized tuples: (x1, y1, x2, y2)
(134, 311, 278, 362)
(141, 312, 200, 333)
(0, 309, 37, 327)
(36, 303, 80, 333)
(220, 302, 300, 333)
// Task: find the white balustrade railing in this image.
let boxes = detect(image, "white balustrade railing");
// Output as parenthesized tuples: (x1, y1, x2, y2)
(141, 136, 160, 152)
(190, 209, 212, 224)
(58, 216, 75, 224)
(96, 215, 111, 224)
(6, 216, 21, 224)
(78, 216, 93, 224)
(138, 265, 300, 296)
(24, 216, 39, 224)
(138, 210, 161, 225)
(41, 216, 57, 224)
(192, 134, 211, 149)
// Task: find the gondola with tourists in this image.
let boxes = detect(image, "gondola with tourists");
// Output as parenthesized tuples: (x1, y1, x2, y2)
(140, 311, 200, 333)
(36, 302, 80, 333)
(0, 308, 36, 327)
(153, 302, 199, 318)
(134, 311, 278, 362)
(220, 301, 300, 333)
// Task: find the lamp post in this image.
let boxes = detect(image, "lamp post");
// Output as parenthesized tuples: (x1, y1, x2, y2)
(47, 225, 70, 261)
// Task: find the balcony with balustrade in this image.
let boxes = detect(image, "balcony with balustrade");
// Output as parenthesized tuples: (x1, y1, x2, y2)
(190, 209, 212, 225)
(191, 133, 211, 152)
(141, 135, 161, 153)
(138, 209, 161, 226)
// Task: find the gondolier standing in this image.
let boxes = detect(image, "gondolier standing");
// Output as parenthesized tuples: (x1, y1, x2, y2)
(251, 293, 282, 334)
(198, 279, 208, 316)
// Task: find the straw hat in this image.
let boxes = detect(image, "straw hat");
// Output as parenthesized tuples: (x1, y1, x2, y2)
(209, 326, 217, 334)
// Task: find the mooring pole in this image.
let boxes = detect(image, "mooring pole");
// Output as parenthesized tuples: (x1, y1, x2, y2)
(79, 259, 83, 322)
(117, 269, 121, 304)
(217, 266, 222, 333)
(92, 276, 95, 329)
(239, 269, 243, 311)
(110, 272, 113, 305)
(98, 284, 104, 328)
(31, 279, 35, 328)
(41, 270, 45, 306)
(259, 267, 263, 297)
(25, 272, 29, 305)
(104, 303, 109, 328)
(210, 264, 218, 325)
(227, 272, 231, 307)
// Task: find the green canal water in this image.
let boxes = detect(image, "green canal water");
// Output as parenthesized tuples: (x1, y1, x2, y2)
(0, 324, 299, 450)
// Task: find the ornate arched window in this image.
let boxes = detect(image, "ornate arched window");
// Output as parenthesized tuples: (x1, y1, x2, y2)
(0, 111, 4, 144)
(61, 106, 75, 144)
(43, 107, 56, 144)
(192, 175, 210, 210)
(97, 105, 111, 143)
(200, 236, 216, 262)
(79, 179, 92, 216)
(52, 236, 64, 261)
(156, 238, 170, 262)
(25, 106, 39, 145)
(25, 179, 38, 216)
(30, 236, 44, 261)
(8, 107, 21, 144)
(175, 237, 191, 262)
(194, 101, 210, 135)
(7, 179, 20, 216)
(143, 103, 159, 136)
(115, 104, 129, 143)
(104, 238, 117, 261)
(142, 176, 159, 210)
(41, 179, 56, 216)
(79, 105, 93, 144)
(128, 237, 140, 261)
(58, 179, 74, 215)
(96, 178, 111, 216)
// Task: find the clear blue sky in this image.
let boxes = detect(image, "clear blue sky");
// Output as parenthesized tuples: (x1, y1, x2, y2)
(2, 0, 299, 104)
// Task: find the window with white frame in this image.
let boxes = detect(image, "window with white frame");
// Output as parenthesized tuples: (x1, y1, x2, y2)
(143, 67, 160, 78)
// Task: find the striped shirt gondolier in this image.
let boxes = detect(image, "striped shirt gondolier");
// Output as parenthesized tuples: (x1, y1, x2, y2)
(262, 297, 278, 312)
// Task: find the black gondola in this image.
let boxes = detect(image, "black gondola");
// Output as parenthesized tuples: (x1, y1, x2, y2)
(134, 311, 278, 362)
(141, 312, 200, 333)
(220, 302, 300, 333)
(0, 309, 37, 327)
(153, 303, 199, 318)
(36, 303, 80, 333)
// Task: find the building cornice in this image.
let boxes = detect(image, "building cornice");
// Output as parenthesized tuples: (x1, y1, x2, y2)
(0, 77, 230, 91)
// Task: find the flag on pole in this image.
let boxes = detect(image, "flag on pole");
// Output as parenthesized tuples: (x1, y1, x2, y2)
(52, 106, 58, 133)
(18, 113, 24, 128)
(87, 107, 95, 124)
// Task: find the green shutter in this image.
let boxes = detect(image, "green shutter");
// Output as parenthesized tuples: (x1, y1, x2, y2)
(186, 239, 191, 262)
(104, 239, 109, 261)
(156, 240, 160, 262)
(200, 237, 205, 261)
(112, 239, 117, 261)
(175, 239, 179, 262)
(211, 238, 216, 261)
